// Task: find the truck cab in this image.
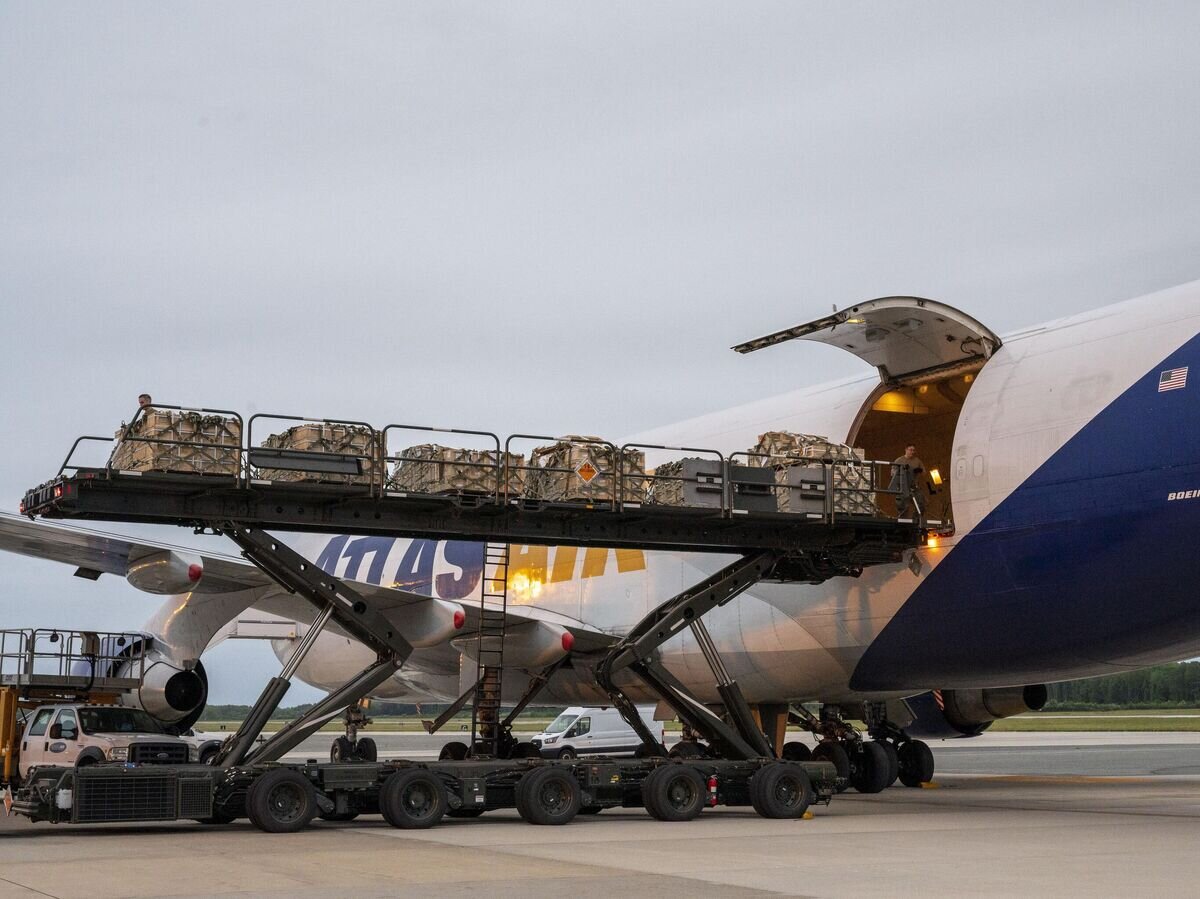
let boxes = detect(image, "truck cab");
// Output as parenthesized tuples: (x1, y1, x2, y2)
(18, 703, 194, 780)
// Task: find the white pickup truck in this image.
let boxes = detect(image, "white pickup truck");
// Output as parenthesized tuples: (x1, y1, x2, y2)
(17, 703, 195, 780)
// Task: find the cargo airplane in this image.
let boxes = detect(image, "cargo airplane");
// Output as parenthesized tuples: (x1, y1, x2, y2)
(3, 279, 1198, 790)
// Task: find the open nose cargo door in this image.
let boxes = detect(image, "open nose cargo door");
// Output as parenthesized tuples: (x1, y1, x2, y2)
(732, 296, 1001, 384)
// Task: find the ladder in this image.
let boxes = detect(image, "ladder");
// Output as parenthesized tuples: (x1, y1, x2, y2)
(470, 542, 509, 757)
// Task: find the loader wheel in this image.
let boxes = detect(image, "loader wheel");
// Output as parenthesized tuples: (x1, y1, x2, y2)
(750, 762, 814, 819)
(668, 741, 705, 759)
(355, 737, 378, 762)
(246, 769, 318, 833)
(781, 741, 811, 762)
(641, 764, 705, 822)
(380, 769, 447, 829)
(849, 740, 890, 794)
(516, 766, 582, 825)
(898, 740, 935, 788)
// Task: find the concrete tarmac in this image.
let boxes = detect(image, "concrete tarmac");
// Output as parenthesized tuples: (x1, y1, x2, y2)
(3, 733, 1200, 898)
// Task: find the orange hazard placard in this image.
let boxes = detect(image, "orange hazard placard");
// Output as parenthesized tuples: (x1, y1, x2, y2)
(575, 461, 599, 483)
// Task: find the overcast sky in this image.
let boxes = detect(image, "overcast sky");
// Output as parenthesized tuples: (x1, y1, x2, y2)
(3, 1, 1200, 703)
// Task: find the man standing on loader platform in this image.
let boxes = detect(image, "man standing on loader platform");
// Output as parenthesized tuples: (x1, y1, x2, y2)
(890, 444, 925, 519)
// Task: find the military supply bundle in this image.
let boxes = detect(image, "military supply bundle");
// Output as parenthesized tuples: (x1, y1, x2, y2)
(389, 444, 526, 495)
(646, 457, 724, 507)
(110, 410, 241, 476)
(746, 430, 877, 515)
(256, 423, 383, 485)
(523, 436, 648, 502)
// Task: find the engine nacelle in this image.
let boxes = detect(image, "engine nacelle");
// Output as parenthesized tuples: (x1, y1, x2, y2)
(118, 651, 208, 730)
(126, 550, 204, 595)
(902, 684, 1048, 738)
(453, 620, 574, 669)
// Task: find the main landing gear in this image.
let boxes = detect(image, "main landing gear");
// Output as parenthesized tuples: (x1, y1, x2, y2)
(790, 703, 935, 792)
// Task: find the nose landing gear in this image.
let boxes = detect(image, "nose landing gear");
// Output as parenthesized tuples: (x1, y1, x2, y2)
(330, 703, 377, 762)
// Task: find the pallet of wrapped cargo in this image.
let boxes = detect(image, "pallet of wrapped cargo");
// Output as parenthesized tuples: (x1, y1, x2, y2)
(257, 423, 383, 485)
(523, 436, 648, 503)
(389, 444, 525, 496)
(746, 431, 828, 466)
(747, 431, 877, 515)
(646, 458, 724, 507)
(110, 410, 241, 476)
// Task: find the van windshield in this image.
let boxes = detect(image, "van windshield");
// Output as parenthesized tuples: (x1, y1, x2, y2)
(544, 712, 578, 734)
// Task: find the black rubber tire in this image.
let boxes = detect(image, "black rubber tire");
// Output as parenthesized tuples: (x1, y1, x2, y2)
(811, 741, 851, 793)
(849, 740, 891, 794)
(668, 741, 705, 759)
(898, 739, 935, 788)
(515, 766, 582, 825)
(199, 746, 220, 766)
(331, 736, 355, 763)
(439, 741, 469, 761)
(641, 764, 706, 822)
(246, 769, 318, 833)
(318, 810, 360, 822)
(556, 747, 578, 760)
(380, 768, 447, 829)
(781, 741, 812, 762)
(579, 805, 604, 815)
(749, 763, 814, 819)
(355, 737, 378, 762)
(74, 751, 102, 768)
(876, 740, 899, 787)
(447, 807, 486, 818)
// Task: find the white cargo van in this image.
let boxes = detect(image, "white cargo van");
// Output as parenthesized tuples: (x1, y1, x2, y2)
(530, 706, 663, 759)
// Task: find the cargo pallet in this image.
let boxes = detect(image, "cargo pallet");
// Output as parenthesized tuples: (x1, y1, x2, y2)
(8, 404, 926, 831)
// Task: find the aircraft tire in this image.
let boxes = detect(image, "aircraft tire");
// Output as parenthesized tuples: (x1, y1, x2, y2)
(898, 740, 935, 788)
(516, 766, 582, 825)
(750, 762, 814, 819)
(439, 740, 469, 761)
(849, 741, 891, 794)
(811, 741, 851, 792)
(668, 741, 706, 759)
(781, 741, 812, 762)
(876, 740, 899, 787)
(641, 764, 705, 822)
(380, 769, 447, 829)
(246, 769, 318, 833)
(355, 737, 378, 762)
(331, 736, 355, 762)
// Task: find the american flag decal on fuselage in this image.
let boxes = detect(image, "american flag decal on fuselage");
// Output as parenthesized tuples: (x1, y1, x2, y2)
(1159, 366, 1188, 392)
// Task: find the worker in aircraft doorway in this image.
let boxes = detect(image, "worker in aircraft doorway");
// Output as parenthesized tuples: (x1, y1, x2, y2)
(890, 444, 925, 520)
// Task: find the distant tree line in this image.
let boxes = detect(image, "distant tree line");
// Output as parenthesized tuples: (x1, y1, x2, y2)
(1047, 662, 1200, 710)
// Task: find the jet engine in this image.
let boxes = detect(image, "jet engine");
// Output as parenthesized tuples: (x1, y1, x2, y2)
(83, 637, 209, 733)
(902, 684, 1048, 738)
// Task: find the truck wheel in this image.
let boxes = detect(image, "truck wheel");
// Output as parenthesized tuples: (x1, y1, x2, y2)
(849, 741, 890, 794)
(750, 763, 813, 819)
(556, 747, 577, 760)
(380, 769, 447, 829)
(439, 741, 469, 761)
(331, 736, 355, 763)
(355, 737, 378, 762)
(811, 741, 850, 792)
(641, 764, 705, 822)
(246, 769, 318, 833)
(516, 766, 582, 825)
(199, 746, 220, 766)
(668, 741, 705, 759)
(781, 741, 811, 762)
(897, 740, 934, 787)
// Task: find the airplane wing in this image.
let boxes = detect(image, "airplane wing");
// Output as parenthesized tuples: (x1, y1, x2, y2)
(0, 511, 617, 652)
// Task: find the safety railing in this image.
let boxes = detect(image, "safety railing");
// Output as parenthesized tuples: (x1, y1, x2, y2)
(0, 629, 147, 691)
(40, 401, 925, 526)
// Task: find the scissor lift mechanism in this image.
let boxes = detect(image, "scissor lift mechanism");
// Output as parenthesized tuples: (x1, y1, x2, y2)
(11, 410, 925, 829)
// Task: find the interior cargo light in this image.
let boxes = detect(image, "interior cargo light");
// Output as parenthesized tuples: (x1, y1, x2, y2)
(926, 535, 939, 548)
(52, 485, 64, 499)
(964, 373, 975, 383)
(929, 468, 942, 486)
